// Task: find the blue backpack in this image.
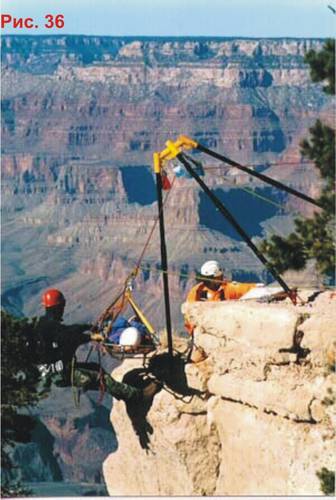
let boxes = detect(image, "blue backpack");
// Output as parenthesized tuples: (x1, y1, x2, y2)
(107, 316, 129, 343)
(107, 317, 151, 345)
(129, 319, 148, 338)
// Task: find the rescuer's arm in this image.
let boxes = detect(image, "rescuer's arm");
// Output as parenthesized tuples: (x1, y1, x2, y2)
(186, 284, 201, 302)
(90, 332, 104, 342)
(184, 284, 202, 335)
(54, 323, 104, 350)
(224, 282, 259, 300)
(73, 326, 105, 344)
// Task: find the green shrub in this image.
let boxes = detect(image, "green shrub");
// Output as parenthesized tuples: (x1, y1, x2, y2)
(316, 467, 335, 496)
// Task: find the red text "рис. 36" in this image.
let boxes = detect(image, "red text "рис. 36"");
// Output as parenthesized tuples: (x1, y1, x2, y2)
(1, 14, 65, 29)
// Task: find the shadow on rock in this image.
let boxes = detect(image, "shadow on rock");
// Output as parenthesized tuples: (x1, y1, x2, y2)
(122, 368, 157, 451)
(122, 353, 205, 451)
(148, 352, 204, 398)
(279, 329, 311, 361)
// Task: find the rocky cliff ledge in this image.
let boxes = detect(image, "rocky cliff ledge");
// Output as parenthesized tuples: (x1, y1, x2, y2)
(103, 292, 335, 495)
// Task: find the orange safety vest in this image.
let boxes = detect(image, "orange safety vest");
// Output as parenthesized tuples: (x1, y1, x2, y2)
(184, 281, 257, 334)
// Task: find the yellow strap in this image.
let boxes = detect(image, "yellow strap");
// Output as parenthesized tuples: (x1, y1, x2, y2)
(125, 290, 155, 335)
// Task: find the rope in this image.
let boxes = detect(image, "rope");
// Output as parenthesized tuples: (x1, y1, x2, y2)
(71, 357, 80, 409)
(98, 369, 106, 404)
(161, 383, 195, 403)
(84, 345, 94, 363)
(204, 170, 287, 210)
(97, 349, 106, 405)
(196, 143, 323, 208)
(95, 288, 127, 329)
(173, 153, 310, 212)
(98, 256, 334, 294)
(179, 153, 296, 303)
(133, 175, 177, 276)
(204, 160, 316, 168)
(94, 175, 177, 329)
(90, 177, 178, 358)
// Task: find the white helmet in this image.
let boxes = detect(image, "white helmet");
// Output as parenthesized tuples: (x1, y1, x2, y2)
(200, 260, 223, 277)
(119, 327, 142, 347)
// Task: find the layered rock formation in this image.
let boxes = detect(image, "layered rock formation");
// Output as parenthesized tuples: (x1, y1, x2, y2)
(2, 35, 332, 329)
(7, 385, 116, 489)
(103, 292, 335, 495)
(2, 35, 334, 495)
(1, 36, 328, 163)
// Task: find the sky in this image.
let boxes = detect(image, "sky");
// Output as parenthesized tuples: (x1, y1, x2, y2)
(1, 0, 335, 37)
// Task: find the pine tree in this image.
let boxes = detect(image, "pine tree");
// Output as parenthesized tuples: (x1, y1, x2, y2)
(261, 39, 335, 282)
(305, 39, 335, 95)
(1, 311, 41, 497)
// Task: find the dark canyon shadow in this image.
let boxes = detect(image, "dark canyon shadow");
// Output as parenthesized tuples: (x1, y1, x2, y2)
(121, 166, 156, 205)
(9, 387, 115, 494)
(199, 187, 286, 239)
(122, 353, 204, 451)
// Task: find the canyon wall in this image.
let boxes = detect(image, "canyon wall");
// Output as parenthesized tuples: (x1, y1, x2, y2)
(103, 292, 335, 495)
(1, 36, 334, 493)
(1, 36, 331, 329)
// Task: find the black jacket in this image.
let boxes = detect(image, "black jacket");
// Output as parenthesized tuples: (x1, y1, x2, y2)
(28, 315, 91, 386)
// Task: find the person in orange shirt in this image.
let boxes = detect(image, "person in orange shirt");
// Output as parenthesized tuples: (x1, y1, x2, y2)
(185, 260, 259, 335)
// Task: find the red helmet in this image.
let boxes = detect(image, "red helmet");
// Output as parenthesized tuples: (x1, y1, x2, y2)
(42, 289, 66, 308)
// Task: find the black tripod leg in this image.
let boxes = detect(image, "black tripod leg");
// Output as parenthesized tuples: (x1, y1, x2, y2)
(196, 143, 322, 208)
(155, 171, 174, 356)
(177, 153, 295, 302)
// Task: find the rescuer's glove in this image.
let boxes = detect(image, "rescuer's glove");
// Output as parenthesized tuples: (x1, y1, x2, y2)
(90, 333, 105, 342)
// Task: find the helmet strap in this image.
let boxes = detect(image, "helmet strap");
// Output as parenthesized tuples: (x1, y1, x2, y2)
(45, 304, 65, 321)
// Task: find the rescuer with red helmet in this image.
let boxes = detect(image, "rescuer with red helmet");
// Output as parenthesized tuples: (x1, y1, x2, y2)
(42, 288, 66, 308)
(41, 288, 66, 320)
(29, 287, 161, 403)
